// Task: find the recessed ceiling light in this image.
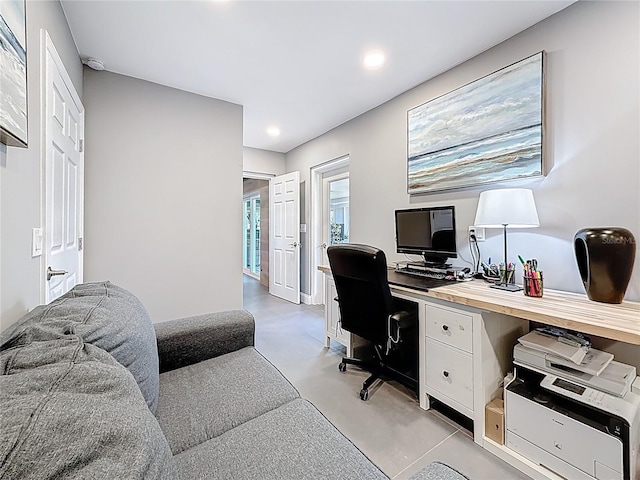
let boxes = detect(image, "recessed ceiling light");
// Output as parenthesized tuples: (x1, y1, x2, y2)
(363, 50, 385, 70)
(267, 126, 280, 137)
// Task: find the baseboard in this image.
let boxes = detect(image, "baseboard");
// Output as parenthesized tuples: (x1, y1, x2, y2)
(301, 293, 312, 305)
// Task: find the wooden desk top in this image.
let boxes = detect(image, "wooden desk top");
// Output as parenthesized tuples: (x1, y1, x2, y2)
(318, 265, 640, 345)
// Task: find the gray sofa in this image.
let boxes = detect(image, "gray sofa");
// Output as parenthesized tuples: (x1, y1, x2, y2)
(0, 281, 466, 480)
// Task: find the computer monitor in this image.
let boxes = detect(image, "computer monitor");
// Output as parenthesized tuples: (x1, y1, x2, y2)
(395, 206, 458, 267)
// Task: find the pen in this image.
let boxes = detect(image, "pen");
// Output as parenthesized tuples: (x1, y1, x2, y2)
(518, 255, 526, 266)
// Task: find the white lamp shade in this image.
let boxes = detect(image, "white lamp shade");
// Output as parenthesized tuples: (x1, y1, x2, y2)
(474, 188, 540, 228)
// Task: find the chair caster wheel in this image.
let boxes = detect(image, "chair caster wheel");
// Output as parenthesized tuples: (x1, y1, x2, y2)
(360, 389, 369, 401)
(338, 362, 347, 372)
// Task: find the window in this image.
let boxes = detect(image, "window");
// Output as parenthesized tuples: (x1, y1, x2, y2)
(243, 193, 260, 277)
(328, 177, 349, 245)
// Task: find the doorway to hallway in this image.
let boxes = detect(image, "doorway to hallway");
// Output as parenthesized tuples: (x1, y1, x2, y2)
(242, 177, 269, 287)
(243, 192, 261, 279)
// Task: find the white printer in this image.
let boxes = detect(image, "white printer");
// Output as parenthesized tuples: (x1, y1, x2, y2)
(505, 330, 640, 480)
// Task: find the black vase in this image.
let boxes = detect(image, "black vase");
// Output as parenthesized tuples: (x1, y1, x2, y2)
(574, 228, 636, 304)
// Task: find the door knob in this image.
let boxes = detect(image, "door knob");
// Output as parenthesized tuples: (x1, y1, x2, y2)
(321, 243, 327, 249)
(289, 242, 299, 247)
(47, 266, 68, 281)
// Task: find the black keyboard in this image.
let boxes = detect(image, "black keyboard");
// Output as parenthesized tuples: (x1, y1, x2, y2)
(395, 268, 453, 280)
(387, 270, 453, 292)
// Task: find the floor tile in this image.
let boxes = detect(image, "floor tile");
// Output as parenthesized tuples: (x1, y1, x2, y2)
(394, 430, 531, 480)
(242, 275, 531, 480)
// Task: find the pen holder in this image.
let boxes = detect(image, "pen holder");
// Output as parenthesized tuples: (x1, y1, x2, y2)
(523, 273, 543, 298)
(499, 266, 516, 285)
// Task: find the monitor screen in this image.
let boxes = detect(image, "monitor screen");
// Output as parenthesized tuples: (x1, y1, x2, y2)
(395, 206, 457, 264)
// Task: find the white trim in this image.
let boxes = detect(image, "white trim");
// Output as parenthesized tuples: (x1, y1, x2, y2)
(310, 155, 349, 305)
(301, 293, 312, 305)
(243, 171, 275, 180)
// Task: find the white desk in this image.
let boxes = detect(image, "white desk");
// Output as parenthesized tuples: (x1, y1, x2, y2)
(319, 265, 640, 480)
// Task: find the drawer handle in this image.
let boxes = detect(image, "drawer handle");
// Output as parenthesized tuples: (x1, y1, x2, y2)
(443, 370, 450, 378)
(442, 325, 449, 331)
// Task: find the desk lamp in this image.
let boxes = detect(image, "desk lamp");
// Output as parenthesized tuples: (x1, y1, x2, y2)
(474, 188, 539, 292)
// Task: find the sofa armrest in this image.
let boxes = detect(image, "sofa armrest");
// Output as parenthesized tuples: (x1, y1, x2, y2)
(155, 310, 255, 373)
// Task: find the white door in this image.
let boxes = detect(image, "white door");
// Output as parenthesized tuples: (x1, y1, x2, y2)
(269, 171, 300, 304)
(43, 31, 84, 303)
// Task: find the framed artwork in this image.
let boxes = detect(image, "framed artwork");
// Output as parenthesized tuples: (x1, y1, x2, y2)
(407, 52, 544, 194)
(0, 0, 28, 148)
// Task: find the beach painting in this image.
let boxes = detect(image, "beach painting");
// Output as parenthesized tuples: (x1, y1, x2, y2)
(407, 52, 544, 194)
(0, 0, 27, 147)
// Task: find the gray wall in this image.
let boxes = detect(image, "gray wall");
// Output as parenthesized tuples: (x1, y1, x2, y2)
(0, 0, 83, 330)
(243, 147, 285, 176)
(285, 0, 639, 367)
(286, 1, 639, 302)
(83, 69, 243, 323)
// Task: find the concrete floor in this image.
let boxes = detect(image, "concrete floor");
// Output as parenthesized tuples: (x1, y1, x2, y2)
(243, 275, 530, 480)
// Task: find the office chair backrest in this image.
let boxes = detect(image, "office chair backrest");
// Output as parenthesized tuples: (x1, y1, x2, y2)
(431, 229, 455, 251)
(326, 244, 394, 346)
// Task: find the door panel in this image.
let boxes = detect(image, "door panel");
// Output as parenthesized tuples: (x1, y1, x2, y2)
(51, 145, 64, 252)
(269, 171, 300, 303)
(66, 157, 77, 247)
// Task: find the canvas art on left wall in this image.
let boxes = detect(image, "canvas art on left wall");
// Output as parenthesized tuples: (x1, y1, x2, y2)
(0, 0, 27, 148)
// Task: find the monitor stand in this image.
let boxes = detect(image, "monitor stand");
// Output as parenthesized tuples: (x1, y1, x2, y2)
(421, 254, 451, 270)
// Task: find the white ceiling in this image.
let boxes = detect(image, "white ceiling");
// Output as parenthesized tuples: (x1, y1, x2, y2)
(61, 0, 575, 153)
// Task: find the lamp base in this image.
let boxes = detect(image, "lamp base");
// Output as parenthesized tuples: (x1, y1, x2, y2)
(490, 283, 523, 292)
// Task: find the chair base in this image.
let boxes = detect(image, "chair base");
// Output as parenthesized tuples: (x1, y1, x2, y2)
(338, 354, 418, 401)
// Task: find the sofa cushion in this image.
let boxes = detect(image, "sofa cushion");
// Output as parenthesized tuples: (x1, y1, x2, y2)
(407, 462, 470, 480)
(0, 336, 176, 479)
(156, 346, 300, 454)
(173, 398, 388, 479)
(0, 281, 160, 413)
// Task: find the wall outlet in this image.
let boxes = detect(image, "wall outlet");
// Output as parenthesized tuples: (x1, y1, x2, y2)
(468, 226, 485, 242)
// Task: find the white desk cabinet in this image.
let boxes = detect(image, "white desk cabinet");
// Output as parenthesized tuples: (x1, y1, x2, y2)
(421, 298, 528, 444)
(424, 303, 475, 418)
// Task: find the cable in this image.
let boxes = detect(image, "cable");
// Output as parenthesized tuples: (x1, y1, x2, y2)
(468, 233, 481, 274)
(386, 314, 401, 355)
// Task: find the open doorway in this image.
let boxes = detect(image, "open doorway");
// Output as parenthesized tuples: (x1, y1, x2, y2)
(243, 178, 269, 287)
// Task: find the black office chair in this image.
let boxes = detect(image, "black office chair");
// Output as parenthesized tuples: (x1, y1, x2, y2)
(327, 244, 418, 401)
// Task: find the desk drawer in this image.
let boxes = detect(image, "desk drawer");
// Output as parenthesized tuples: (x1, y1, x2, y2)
(425, 338, 473, 410)
(425, 304, 473, 353)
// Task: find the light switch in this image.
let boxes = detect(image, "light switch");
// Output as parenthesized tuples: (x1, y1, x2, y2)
(300, 224, 307, 233)
(32, 228, 43, 257)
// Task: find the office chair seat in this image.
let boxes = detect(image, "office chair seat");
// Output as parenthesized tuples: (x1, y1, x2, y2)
(327, 244, 419, 401)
